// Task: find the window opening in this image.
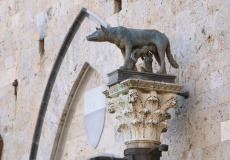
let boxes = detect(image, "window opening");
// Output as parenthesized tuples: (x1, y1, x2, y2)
(114, 0, 122, 13)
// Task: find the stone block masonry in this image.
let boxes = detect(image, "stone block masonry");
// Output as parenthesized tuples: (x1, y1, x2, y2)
(0, 0, 230, 160)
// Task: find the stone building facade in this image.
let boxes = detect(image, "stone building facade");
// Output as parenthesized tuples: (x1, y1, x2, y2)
(0, 0, 230, 159)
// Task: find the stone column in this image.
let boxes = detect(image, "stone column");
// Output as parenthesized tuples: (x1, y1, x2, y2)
(104, 78, 183, 159)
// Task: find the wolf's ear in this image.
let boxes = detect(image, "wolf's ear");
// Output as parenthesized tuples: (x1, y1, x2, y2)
(96, 27, 100, 30)
(101, 25, 107, 33)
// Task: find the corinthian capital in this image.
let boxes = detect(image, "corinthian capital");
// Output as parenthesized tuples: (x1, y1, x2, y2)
(104, 79, 183, 148)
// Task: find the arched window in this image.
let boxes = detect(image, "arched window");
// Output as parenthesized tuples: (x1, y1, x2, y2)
(114, 0, 122, 13)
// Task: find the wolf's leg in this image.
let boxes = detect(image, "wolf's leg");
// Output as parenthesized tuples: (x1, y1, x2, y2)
(121, 44, 134, 70)
(120, 48, 126, 70)
(120, 48, 125, 59)
(153, 52, 166, 73)
(127, 58, 136, 70)
(150, 45, 167, 73)
(154, 51, 166, 74)
(143, 57, 153, 72)
(156, 48, 166, 74)
(153, 51, 166, 72)
(153, 52, 160, 65)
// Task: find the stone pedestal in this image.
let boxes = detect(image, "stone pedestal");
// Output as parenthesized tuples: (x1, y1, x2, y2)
(107, 69, 176, 87)
(100, 70, 183, 160)
(104, 78, 183, 149)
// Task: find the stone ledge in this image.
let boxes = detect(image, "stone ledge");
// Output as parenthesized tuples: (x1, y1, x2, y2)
(105, 78, 183, 98)
(107, 69, 176, 87)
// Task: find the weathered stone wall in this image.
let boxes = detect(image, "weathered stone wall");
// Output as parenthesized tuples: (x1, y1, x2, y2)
(0, 0, 229, 159)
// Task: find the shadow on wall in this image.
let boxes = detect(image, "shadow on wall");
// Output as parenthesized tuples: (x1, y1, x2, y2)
(0, 135, 3, 160)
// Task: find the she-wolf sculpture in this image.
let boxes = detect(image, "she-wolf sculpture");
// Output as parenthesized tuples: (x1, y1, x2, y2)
(86, 25, 178, 74)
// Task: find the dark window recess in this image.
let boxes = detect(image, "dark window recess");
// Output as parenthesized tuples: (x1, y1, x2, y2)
(0, 136, 3, 160)
(114, 0, 122, 13)
(39, 38, 45, 55)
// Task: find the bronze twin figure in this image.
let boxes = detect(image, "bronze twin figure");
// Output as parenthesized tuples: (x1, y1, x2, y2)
(86, 25, 179, 74)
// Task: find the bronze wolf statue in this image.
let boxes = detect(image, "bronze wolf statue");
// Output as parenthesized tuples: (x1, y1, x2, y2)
(86, 26, 178, 74)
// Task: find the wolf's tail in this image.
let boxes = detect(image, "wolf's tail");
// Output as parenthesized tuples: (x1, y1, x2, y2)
(166, 42, 179, 68)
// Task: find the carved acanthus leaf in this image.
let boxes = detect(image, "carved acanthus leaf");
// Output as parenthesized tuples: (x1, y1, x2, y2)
(162, 112, 171, 120)
(131, 118, 142, 127)
(159, 121, 168, 130)
(161, 96, 178, 111)
(106, 83, 182, 145)
(146, 95, 158, 102)
(108, 102, 116, 113)
(155, 109, 164, 115)
(117, 123, 128, 132)
(139, 108, 150, 115)
(122, 107, 133, 116)
(146, 119, 158, 126)
(128, 89, 139, 103)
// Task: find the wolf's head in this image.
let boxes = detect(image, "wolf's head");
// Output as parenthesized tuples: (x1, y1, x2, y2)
(86, 25, 109, 42)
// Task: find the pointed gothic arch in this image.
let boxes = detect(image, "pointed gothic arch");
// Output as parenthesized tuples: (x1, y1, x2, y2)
(50, 62, 103, 160)
(29, 8, 110, 159)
